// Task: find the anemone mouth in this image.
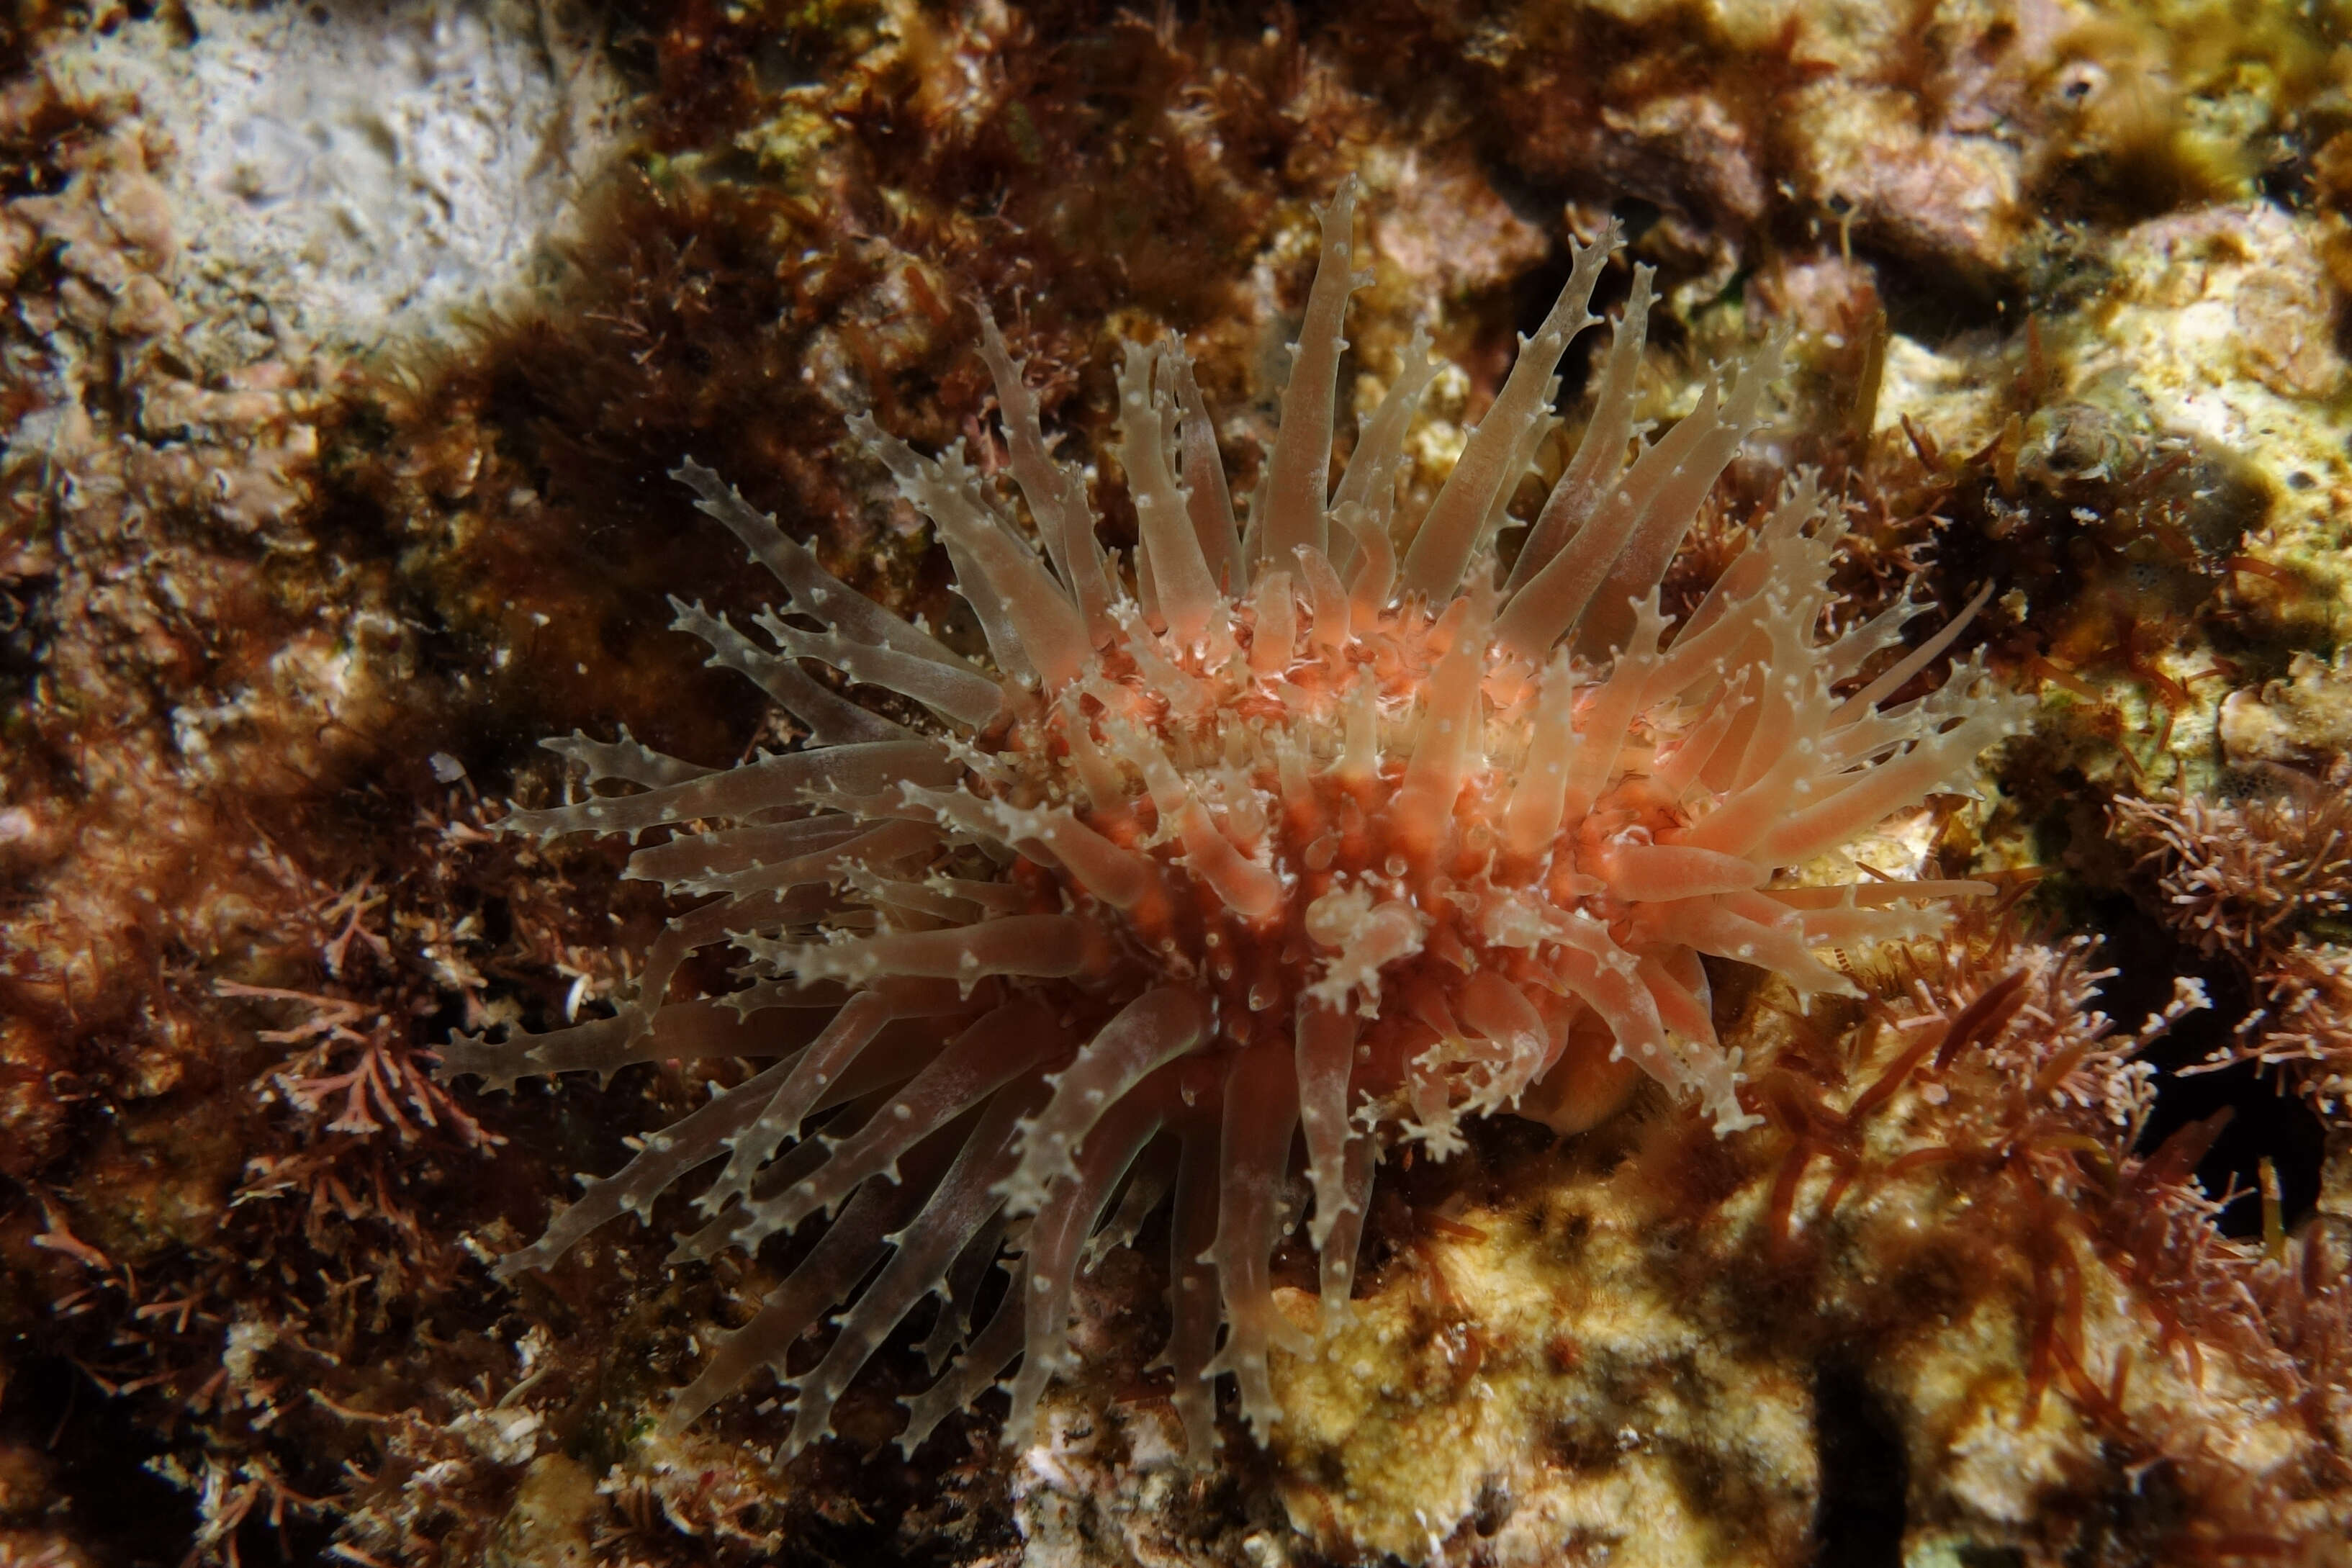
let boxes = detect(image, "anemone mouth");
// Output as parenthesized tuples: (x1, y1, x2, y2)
(440, 174, 2024, 1460)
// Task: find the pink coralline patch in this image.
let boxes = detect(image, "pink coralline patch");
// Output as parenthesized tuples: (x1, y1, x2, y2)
(1603, 91, 1769, 225)
(1364, 150, 1549, 299)
(443, 178, 2024, 1457)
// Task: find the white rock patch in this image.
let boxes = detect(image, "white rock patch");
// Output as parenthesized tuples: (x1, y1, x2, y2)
(45, 0, 626, 359)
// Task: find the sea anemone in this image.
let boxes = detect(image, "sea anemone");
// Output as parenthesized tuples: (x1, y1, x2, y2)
(442, 178, 2024, 1458)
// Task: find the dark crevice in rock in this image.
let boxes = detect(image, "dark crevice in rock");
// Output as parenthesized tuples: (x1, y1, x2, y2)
(1811, 1361, 1908, 1568)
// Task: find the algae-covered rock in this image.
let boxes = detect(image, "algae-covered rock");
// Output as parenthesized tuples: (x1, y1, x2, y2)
(8, 0, 2352, 1564)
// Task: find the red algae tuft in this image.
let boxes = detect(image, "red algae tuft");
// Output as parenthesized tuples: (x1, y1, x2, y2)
(442, 178, 2027, 1456)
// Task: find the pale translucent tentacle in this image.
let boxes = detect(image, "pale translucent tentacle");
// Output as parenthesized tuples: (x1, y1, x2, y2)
(1504, 265, 1655, 595)
(1400, 222, 1618, 602)
(978, 312, 1118, 644)
(1260, 177, 1364, 568)
(1204, 1042, 1307, 1439)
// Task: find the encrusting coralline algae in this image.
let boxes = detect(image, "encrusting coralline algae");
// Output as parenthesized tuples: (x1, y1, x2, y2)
(441, 176, 2027, 1457)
